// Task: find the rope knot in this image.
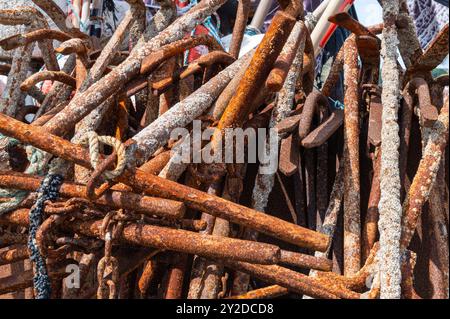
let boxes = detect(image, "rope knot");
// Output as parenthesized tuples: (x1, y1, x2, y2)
(79, 131, 127, 180)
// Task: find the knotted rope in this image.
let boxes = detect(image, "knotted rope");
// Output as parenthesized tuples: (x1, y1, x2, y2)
(78, 131, 127, 180)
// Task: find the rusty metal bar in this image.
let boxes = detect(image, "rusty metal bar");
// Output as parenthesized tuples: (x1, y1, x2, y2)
(401, 99, 449, 249)
(212, 10, 297, 139)
(321, 44, 344, 98)
(228, 0, 250, 59)
(20, 71, 76, 92)
(131, 50, 254, 163)
(41, 0, 229, 136)
(301, 109, 343, 148)
(342, 36, 361, 276)
(150, 51, 235, 93)
(266, 20, 307, 92)
(0, 245, 29, 266)
(0, 72, 330, 255)
(0, 232, 28, 248)
(227, 285, 288, 299)
(140, 35, 223, 75)
(405, 77, 439, 127)
(279, 250, 332, 271)
(31, 0, 75, 34)
(0, 170, 185, 219)
(406, 23, 449, 77)
(298, 91, 330, 140)
(0, 208, 282, 265)
(221, 259, 359, 299)
(361, 149, 381, 262)
(0, 29, 73, 51)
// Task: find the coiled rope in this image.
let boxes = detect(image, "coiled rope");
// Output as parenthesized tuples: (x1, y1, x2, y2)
(78, 131, 127, 180)
(0, 137, 49, 215)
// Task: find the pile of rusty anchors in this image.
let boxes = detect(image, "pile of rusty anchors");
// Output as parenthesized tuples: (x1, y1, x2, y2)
(0, 0, 449, 299)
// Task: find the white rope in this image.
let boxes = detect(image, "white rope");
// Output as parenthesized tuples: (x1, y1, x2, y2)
(79, 131, 126, 179)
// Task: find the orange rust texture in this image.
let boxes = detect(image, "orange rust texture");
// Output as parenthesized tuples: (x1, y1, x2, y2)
(362, 149, 381, 262)
(55, 38, 89, 56)
(75, 58, 87, 91)
(321, 44, 345, 97)
(0, 113, 330, 251)
(194, 175, 244, 299)
(138, 259, 156, 296)
(0, 265, 65, 296)
(327, 14, 380, 84)
(0, 209, 281, 265)
(228, 0, 250, 59)
(315, 243, 379, 294)
(138, 150, 171, 175)
(0, 64, 11, 75)
(396, 2, 423, 71)
(0, 10, 36, 118)
(222, 260, 358, 299)
(406, 78, 439, 126)
(0, 232, 27, 248)
(30, 55, 76, 121)
(0, 29, 72, 51)
(140, 35, 223, 75)
(0, 259, 30, 299)
(164, 254, 187, 299)
(279, 250, 332, 272)
(81, 10, 134, 91)
(115, 96, 129, 141)
(266, 21, 307, 92)
(227, 285, 288, 299)
(211, 58, 250, 120)
(20, 71, 76, 92)
(328, 12, 376, 38)
(0, 171, 185, 220)
(0, 246, 29, 266)
(14, 7, 60, 72)
(42, 0, 229, 136)
(367, 23, 384, 34)
(427, 160, 449, 299)
(151, 63, 202, 92)
(301, 34, 315, 95)
(399, 87, 414, 194)
(151, 51, 235, 92)
(214, 11, 297, 134)
(401, 100, 449, 249)
(342, 36, 361, 275)
(157, 59, 177, 117)
(400, 251, 421, 299)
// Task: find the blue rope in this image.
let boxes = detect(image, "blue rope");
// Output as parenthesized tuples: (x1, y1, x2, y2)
(313, 85, 345, 110)
(329, 98, 345, 110)
(28, 173, 63, 299)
